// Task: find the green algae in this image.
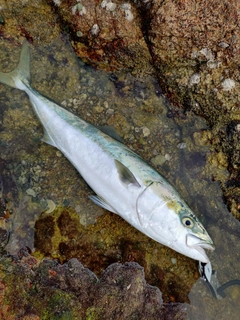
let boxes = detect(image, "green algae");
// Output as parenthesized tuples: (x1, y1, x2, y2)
(3, 275, 81, 319)
(86, 307, 98, 320)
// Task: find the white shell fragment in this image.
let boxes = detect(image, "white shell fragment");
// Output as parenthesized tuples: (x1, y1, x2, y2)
(101, 0, 117, 11)
(120, 3, 134, 21)
(72, 4, 86, 15)
(45, 199, 56, 214)
(189, 73, 201, 86)
(120, 3, 131, 10)
(218, 42, 229, 48)
(53, 0, 61, 5)
(142, 126, 150, 137)
(124, 9, 134, 21)
(91, 24, 100, 36)
(177, 142, 186, 149)
(199, 48, 214, 61)
(221, 78, 235, 91)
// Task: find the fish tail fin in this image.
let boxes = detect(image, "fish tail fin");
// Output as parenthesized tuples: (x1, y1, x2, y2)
(0, 40, 30, 90)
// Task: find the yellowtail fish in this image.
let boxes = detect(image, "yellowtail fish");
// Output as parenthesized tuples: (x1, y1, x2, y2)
(0, 41, 214, 262)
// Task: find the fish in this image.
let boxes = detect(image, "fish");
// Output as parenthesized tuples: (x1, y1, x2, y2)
(0, 41, 214, 262)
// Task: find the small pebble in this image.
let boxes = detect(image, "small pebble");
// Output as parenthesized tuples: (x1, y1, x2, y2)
(189, 73, 200, 86)
(91, 24, 100, 36)
(177, 142, 186, 149)
(142, 127, 150, 137)
(26, 188, 37, 197)
(221, 78, 235, 91)
(165, 154, 171, 161)
(151, 154, 166, 166)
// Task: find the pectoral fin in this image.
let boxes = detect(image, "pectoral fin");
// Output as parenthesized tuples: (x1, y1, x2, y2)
(114, 159, 141, 188)
(89, 195, 117, 213)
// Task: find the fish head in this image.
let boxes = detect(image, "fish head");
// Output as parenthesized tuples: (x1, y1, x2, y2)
(176, 205, 215, 262)
(136, 182, 214, 262)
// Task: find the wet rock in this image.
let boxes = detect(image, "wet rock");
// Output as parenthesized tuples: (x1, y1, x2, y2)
(0, 250, 187, 319)
(48, 0, 153, 73)
(211, 120, 240, 219)
(144, 0, 240, 121)
(0, 0, 60, 44)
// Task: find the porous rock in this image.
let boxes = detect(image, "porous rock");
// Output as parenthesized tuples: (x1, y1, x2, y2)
(0, 250, 187, 319)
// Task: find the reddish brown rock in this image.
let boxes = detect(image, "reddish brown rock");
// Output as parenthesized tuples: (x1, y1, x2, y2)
(145, 0, 240, 119)
(49, 0, 153, 73)
(0, 0, 60, 44)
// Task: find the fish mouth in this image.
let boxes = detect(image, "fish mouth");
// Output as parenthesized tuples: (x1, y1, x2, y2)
(186, 234, 215, 262)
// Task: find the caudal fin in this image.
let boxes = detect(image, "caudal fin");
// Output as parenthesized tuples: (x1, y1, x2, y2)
(0, 40, 30, 90)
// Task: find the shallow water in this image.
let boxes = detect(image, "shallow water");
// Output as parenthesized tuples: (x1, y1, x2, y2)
(0, 38, 239, 317)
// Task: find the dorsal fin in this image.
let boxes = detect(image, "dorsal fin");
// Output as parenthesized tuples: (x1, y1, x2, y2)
(97, 125, 123, 143)
(114, 159, 141, 188)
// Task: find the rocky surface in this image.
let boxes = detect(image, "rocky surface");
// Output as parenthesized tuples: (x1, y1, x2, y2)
(145, 0, 240, 122)
(0, 1, 240, 319)
(33, 206, 200, 303)
(49, 0, 153, 74)
(0, 249, 187, 319)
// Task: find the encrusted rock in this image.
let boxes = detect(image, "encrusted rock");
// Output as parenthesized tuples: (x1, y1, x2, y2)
(0, 251, 187, 319)
(145, 0, 240, 121)
(140, 0, 240, 218)
(48, 0, 153, 73)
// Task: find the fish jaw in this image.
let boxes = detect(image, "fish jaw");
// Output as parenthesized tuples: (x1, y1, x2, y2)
(186, 233, 214, 263)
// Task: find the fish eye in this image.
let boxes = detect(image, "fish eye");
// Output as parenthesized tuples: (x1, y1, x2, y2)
(182, 217, 194, 228)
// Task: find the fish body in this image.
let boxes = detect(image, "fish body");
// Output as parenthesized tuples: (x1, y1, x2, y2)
(0, 41, 214, 262)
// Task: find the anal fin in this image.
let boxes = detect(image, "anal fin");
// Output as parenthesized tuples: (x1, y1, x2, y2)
(41, 130, 56, 147)
(89, 195, 117, 214)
